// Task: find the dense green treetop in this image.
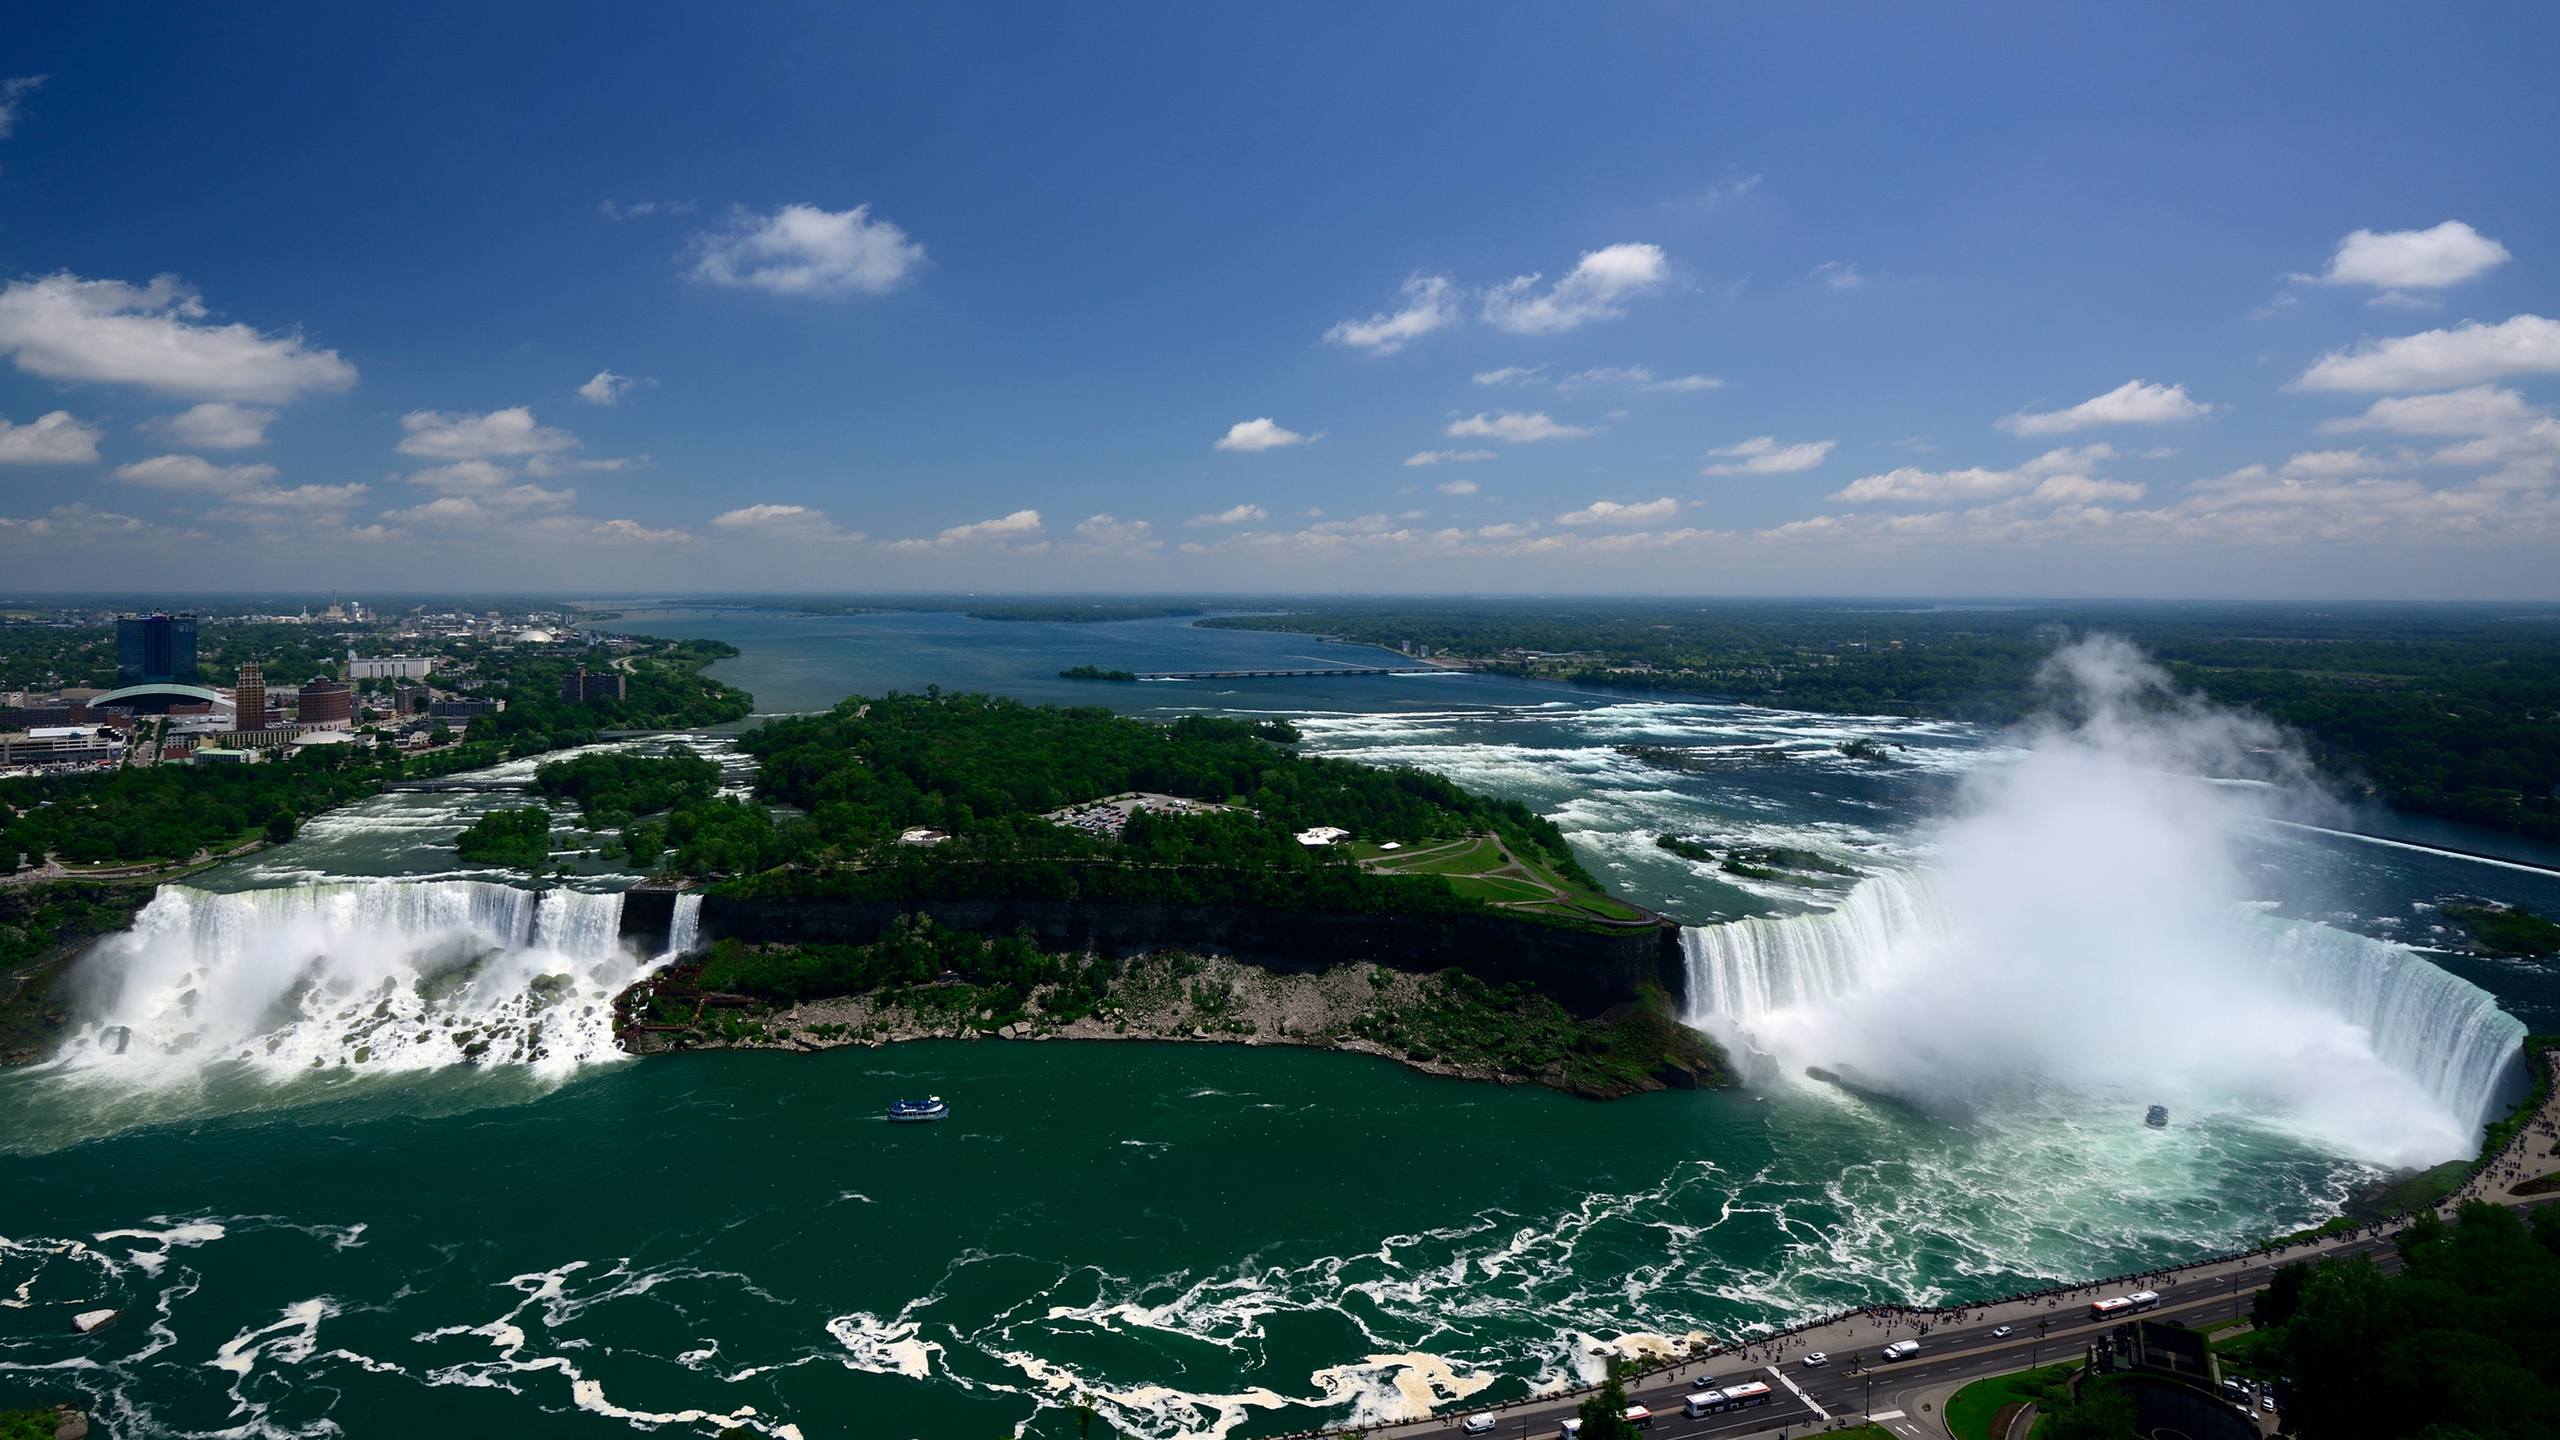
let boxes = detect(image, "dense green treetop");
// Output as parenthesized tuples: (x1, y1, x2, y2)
(453, 806, 553, 871)
(2262, 1200, 2560, 1440)
(641, 691, 1616, 925)
(532, 750, 722, 825)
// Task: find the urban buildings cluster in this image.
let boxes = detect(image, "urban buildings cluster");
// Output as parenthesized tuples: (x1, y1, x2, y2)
(0, 598, 596, 779)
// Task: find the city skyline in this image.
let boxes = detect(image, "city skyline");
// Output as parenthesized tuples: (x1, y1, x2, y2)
(4, 4, 2558, 598)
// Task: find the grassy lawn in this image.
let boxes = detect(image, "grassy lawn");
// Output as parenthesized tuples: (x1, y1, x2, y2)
(1945, 1362, 2077, 1440)
(1446, 874, 1555, 904)
(1394, 839, 1509, 876)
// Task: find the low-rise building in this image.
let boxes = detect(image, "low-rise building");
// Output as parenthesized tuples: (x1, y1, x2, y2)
(348, 653, 435, 681)
(0, 727, 124, 766)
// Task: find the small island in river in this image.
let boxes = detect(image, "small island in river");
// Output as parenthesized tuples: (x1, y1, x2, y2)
(611, 691, 1722, 1097)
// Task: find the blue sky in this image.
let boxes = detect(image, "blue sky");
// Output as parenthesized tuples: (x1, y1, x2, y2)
(3, 2, 2557, 597)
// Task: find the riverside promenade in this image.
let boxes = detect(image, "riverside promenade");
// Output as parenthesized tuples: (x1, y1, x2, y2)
(1343, 1048, 2560, 1440)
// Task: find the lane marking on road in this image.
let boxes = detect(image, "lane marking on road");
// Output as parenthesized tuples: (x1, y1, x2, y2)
(1868, 1411, 1906, 1422)
(1764, 1365, 1827, 1422)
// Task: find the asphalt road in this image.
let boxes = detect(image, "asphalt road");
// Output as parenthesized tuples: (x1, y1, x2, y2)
(1389, 1228, 2417, 1440)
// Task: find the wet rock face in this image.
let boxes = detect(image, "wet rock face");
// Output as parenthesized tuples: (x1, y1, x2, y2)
(684, 893, 1684, 1016)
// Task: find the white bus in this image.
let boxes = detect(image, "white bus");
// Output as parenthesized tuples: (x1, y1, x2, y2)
(2089, 1297, 2135, 1321)
(2128, 1290, 2162, 1312)
(1681, 1381, 1773, 1416)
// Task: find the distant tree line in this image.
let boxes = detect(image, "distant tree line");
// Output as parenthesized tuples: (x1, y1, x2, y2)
(1204, 600, 2560, 840)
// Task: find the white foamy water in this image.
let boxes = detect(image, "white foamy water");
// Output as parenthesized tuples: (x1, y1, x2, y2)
(55, 879, 655, 1083)
(1678, 639, 2528, 1170)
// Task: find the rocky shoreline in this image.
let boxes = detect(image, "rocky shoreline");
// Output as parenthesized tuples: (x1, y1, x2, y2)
(618, 950, 1722, 1100)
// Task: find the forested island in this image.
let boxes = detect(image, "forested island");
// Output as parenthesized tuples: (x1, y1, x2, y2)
(1200, 600, 2560, 841)
(610, 691, 1716, 1096)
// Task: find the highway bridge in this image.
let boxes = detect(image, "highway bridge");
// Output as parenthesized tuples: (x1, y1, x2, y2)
(1136, 666, 1445, 680)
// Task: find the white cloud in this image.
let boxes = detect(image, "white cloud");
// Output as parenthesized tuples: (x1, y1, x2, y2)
(1404, 448, 1497, 466)
(578, 370, 654, 406)
(141, 402, 275, 450)
(1324, 273, 1458, 354)
(2293, 315, 2560, 393)
(1556, 496, 1681, 526)
(0, 273, 357, 402)
(2315, 221, 2510, 290)
(1702, 436, 1835, 475)
(1997, 379, 2212, 436)
(0, 76, 44, 140)
(1189, 503, 1268, 527)
(2281, 449, 2385, 478)
(560, 517, 695, 546)
(2027, 475, 2145, 504)
(1214, 417, 1313, 452)
(1472, 365, 1546, 387)
(689, 203, 927, 298)
(892, 509, 1045, 549)
(1073, 514, 1157, 548)
(397, 406, 579, 460)
(112, 452, 365, 516)
(1830, 445, 2120, 504)
(1643, 373, 1724, 393)
(404, 459, 516, 493)
(711, 502, 861, 541)
(597, 198, 698, 222)
(0, 503, 159, 545)
(486, 484, 575, 511)
(0, 410, 103, 464)
(1560, 364, 1724, 393)
(523, 453, 641, 478)
(1809, 260, 1865, 290)
(110, 453, 281, 492)
(1446, 411, 1594, 443)
(383, 495, 487, 526)
(1435, 479, 1479, 496)
(1481, 242, 1670, 334)
(222, 482, 370, 510)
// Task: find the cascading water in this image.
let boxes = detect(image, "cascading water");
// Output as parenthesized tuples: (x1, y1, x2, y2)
(664, 892, 704, 959)
(1680, 873, 2525, 1165)
(56, 879, 658, 1083)
(1678, 637, 2528, 1171)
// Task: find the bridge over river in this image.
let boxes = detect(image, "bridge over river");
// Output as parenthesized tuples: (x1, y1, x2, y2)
(1137, 666, 1451, 680)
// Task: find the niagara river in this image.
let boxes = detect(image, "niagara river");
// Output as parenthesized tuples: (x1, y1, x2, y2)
(3, 608, 2553, 1440)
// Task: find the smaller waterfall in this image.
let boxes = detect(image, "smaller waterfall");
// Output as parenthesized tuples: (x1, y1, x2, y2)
(663, 893, 704, 959)
(57, 880, 663, 1083)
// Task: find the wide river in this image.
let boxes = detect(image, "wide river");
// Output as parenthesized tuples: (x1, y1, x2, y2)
(3, 607, 2555, 1440)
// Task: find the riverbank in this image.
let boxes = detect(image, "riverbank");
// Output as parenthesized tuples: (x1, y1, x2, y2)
(619, 944, 1725, 1099)
(0, 882, 157, 1065)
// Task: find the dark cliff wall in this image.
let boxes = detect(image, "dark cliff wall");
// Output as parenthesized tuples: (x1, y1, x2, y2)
(619, 887, 1685, 1016)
